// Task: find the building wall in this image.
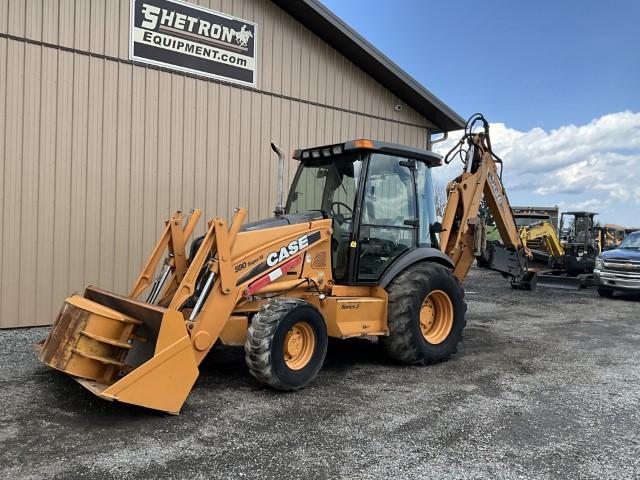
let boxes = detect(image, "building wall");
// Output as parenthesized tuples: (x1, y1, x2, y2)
(0, 0, 435, 328)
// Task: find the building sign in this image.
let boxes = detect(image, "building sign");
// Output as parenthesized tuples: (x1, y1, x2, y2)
(130, 0, 257, 87)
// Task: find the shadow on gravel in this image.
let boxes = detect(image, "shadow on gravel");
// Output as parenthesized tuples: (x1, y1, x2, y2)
(605, 292, 640, 302)
(32, 371, 172, 429)
(323, 337, 385, 370)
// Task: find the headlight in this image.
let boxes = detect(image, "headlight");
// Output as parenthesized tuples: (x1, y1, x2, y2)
(595, 257, 604, 270)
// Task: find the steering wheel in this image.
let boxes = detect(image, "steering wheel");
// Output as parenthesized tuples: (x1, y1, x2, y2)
(330, 201, 354, 226)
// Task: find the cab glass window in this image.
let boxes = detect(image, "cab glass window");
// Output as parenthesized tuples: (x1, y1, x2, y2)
(416, 161, 437, 247)
(286, 154, 363, 281)
(357, 154, 417, 281)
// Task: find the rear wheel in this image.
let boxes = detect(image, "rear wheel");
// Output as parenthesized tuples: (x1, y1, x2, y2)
(244, 298, 327, 390)
(382, 262, 466, 365)
(597, 288, 614, 298)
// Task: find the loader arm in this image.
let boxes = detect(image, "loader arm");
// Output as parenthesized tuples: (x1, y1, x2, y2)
(439, 114, 535, 289)
(38, 204, 335, 413)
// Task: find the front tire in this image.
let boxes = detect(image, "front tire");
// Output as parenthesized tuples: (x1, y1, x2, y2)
(244, 298, 327, 390)
(598, 288, 614, 298)
(381, 262, 467, 365)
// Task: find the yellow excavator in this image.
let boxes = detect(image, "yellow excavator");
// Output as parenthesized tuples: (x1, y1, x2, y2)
(487, 211, 602, 289)
(519, 220, 565, 268)
(37, 114, 534, 414)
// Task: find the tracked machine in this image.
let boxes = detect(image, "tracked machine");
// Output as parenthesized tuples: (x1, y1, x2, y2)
(481, 209, 606, 289)
(519, 220, 565, 269)
(38, 114, 534, 414)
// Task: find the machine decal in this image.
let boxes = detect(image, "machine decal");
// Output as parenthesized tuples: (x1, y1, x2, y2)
(266, 235, 309, 267)
(130, 0, 257, 86)
(244, 256, 302, 297)
(234, 254, 263, 273)
(236, 231, 321, 285)
(487, 171, 504, 207)
(340, 304, 360, 310)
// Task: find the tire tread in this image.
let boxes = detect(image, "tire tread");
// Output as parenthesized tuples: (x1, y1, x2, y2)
(244, 298, 318, 390)
(382, 262, 467, 365)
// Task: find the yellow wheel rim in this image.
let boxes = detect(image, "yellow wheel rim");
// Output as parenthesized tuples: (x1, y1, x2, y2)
(284, 321, 316, 370)
(419, 290, 454, 344)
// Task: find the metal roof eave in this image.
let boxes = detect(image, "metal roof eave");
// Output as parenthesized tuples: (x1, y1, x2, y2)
(272, 0, 465, 132)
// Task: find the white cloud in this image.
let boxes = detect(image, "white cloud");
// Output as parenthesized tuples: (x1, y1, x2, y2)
(561, 198, 604, 211)
(431, 111, 640, 225)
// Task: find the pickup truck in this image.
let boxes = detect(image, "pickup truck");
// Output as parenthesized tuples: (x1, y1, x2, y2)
(594, 231, 640, 297)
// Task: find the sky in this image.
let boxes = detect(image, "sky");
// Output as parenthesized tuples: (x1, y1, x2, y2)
(322, 0, 640, 226)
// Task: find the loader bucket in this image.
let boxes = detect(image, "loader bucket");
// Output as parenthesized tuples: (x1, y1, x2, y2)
(38, 286, 198, 414)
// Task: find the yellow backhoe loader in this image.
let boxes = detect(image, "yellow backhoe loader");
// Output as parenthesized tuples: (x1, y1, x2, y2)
(37, 114, 534, 414)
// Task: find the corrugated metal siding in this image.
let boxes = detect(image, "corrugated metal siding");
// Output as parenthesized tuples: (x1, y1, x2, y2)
(0, 0, 434, 328)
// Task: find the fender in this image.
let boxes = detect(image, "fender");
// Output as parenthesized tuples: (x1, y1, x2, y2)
(379, 247, 455, 289)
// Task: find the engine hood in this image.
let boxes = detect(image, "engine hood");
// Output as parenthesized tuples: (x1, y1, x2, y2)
(601, 248, 640, 261)
(240, 213, 325, 232)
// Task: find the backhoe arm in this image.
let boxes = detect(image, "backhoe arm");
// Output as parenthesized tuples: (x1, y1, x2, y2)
(439, 114, 535, 289)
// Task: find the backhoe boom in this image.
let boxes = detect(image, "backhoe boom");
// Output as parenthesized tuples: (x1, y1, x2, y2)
(439, 114, 535, 289)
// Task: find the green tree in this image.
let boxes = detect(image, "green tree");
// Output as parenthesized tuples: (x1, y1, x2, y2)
(478, 198, 495, 226)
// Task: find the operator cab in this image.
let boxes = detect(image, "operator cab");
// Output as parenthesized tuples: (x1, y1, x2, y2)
(286, 139, 442, 284)
(560, 211, 597, 247)
(559, 210, 599, 273)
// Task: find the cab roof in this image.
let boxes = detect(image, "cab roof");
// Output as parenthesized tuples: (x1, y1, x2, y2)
(292, 139, 443, 167)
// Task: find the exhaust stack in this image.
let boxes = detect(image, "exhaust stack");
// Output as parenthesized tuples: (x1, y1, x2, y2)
(271, 142, 285, 216)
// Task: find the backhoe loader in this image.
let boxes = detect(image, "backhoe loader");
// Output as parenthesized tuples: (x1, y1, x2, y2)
(37, 114, 534, 414)
(595, 223, 627, 252)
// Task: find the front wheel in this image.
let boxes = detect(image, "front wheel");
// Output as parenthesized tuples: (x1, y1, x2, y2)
(244, 298, 328, 390)
(381, 262, 467, 365)
(597, 288, 614, 298)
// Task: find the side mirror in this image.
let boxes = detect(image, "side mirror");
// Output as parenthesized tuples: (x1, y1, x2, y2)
(431, 221, 445, 233)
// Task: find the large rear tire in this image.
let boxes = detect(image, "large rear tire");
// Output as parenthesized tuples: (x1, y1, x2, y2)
(244, 298, 327, 390)
(381, 262, 467, 365)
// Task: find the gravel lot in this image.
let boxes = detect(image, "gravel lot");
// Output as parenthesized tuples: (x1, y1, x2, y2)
(1, 267, 639, 479)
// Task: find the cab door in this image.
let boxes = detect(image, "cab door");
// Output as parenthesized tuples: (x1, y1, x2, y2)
(353, 153, 418, 282)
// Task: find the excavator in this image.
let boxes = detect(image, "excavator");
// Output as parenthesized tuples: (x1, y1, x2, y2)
(37, 114, 534, 414)
(558, 211, 599, 273)
(484, 210, 603, 289)
(519, 220, 565, 269)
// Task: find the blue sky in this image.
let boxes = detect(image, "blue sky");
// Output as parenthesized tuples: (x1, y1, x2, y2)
(322, 0, 639, 130)
(322, 0, 640, 225)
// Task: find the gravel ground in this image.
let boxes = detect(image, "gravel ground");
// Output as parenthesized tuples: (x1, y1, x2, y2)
(1, 267, 639, 479)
